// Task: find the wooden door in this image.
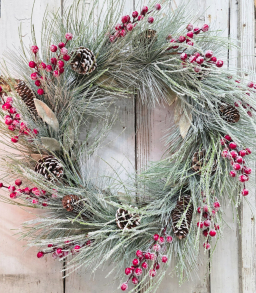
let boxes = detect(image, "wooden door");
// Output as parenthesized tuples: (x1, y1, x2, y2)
(0, 0, 255, 292)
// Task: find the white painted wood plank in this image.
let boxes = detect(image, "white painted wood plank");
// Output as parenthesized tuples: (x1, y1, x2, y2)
(239, 1, 256, 292)
(0, 1, 63, 293)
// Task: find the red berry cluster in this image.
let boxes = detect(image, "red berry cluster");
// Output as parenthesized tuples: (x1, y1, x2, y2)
(120, 230, 172, 291)
(29, 33, 73, 92)
(233, 80, 256, 117)
(37, 239, 91, 259)
(167, 23, 210, 49)
(0, 92, 38, 143)
(197, 194, 220, 250)
(0, 179, 49, 206)
(110, 3, 161, 42)
(220, 135, 251, 196)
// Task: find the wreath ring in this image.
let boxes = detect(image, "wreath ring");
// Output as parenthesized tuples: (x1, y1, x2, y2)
(0, 1, 255, 292)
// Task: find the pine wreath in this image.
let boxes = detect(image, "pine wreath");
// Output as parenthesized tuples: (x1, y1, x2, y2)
(0, 1, 255, 293)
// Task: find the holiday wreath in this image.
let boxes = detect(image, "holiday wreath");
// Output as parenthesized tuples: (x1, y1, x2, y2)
(0, 0, 255, 292)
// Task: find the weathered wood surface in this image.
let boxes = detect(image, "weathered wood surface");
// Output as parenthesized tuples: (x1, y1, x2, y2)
(0, 0, 256, 292)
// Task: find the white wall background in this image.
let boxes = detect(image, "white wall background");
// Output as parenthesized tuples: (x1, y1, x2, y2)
(0, 0, 256, 292)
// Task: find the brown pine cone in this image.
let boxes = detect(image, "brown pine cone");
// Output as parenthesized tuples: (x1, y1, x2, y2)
(116, 207, 140, 230)
(15, 80, 37, 115)
(171, 194, 193, 239)
(62, 194, 81, 212)
(219, 104, 240, 123)
(70, 47, 97, 75)
(191, 149, 217, 175)
(35, 155, 64, 181)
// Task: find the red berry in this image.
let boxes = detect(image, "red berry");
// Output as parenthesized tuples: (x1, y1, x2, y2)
(189, 55, 196, 63)
(37, 88, 44, 95)
(197, 207, 201, 213)
(229, 142, 237, 149)
(46, 65, 53, 72)
(153, 234, 159, 241)
(180, 53, 187, 61)
(203, 230, 209, 237)
(31, 45, 39, 54)
(202, 24, 209, 32)
(153, 244, 160, 251)
(39, 62, 46, 69)
(0, 86, 2, 92)
(51, 58, 57, 65)
(205, 50, 213, 58)
(63, 55, 71, 61)
(149, 269, 156, 277)
(5, 117, 13, 125)
(11, 136, 19, 143)
(244, 167, 252, 175)
(194, 66, 201, 73)
(166, 235, 173, 243)
(239, 174, 248, 182)
(29, 61, 36, 68)
(203, 242, 211, 250)
(233, 163, 241, 170)
(209, 230, 216, 237)
(224, 135, 232, 141)
(186, 24, 193, 31)
(53, 70, 60, 77)
(187, 41, 194, 46)
(242, 188, 249, 196)
(10, 192, 17, 199)
(8, 125, 15, 131)
(204, 220, 211, 227)
(61, 47, 68, 55)
(58, 42, 65, 49)
(136, 250, 143, 257)
(58, 60, 65, 68)
(35, 80, 41, 87)
(65, 33, 73, 41)
(50, 45, 58, 52)
(203, 205, 209, 213)
(239, 150, 247, 157)
(148, 16, 154, 24)
(169, 39, 179, 49)
(187, 31, 193, 38)
(138, 15, 144, 21)
(162, 256, 168, 263)
(230, 150, 238, 158)
(121, 283, 128, 291)
(141, 6, 149, 15)
(121, 15, 129, 23)
(196, 56, 204, 64)
(37, 251, 44, 258)
(214, 224, 220, 230)
(214, 201, 220, 208)
(132, 259, 139, 266)
(141, 262, 148, 269)
(158, 236, 165, 244)
(245, 148, 251, 155)
(132, 277, 138, 285)
(150, 253, 155, 260)
(127, 23, 133, 31)
(31, 72, 38, 80)
(120, 29, 126, 37)
(247, 111, 252, 117)
(145, 252, 151, 259)
(125, 267, 132, 275)
(211, 56, 217, 62)
(15, 179, 22, 186)
(132, 11, 138, 18)
(134, 267, 142, 276)
(194, 27, 200, 34)
(247, 81, 254, 88)
(216, 60, 224, 67)
(178, 36, 186, 42)
(56, 248, 62, 255)
(74, 245, 81, 251)
(155, 3, 161, 10)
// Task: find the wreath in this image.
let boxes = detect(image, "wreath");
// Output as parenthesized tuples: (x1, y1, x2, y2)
(0, 1, 255, 292)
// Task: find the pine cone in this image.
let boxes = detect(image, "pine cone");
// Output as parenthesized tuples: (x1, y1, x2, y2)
(35, 155, 64, 181)
(15, 80, 37, 115)
(116, 207, 141, 230)
(219, 104, 240, 123)
(171, 194, 193, 239)
(70, 47, 97, 75)
(133, 29, 157, 47)
(62, 194, 81, 212)
(191, 149, 217, 175)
